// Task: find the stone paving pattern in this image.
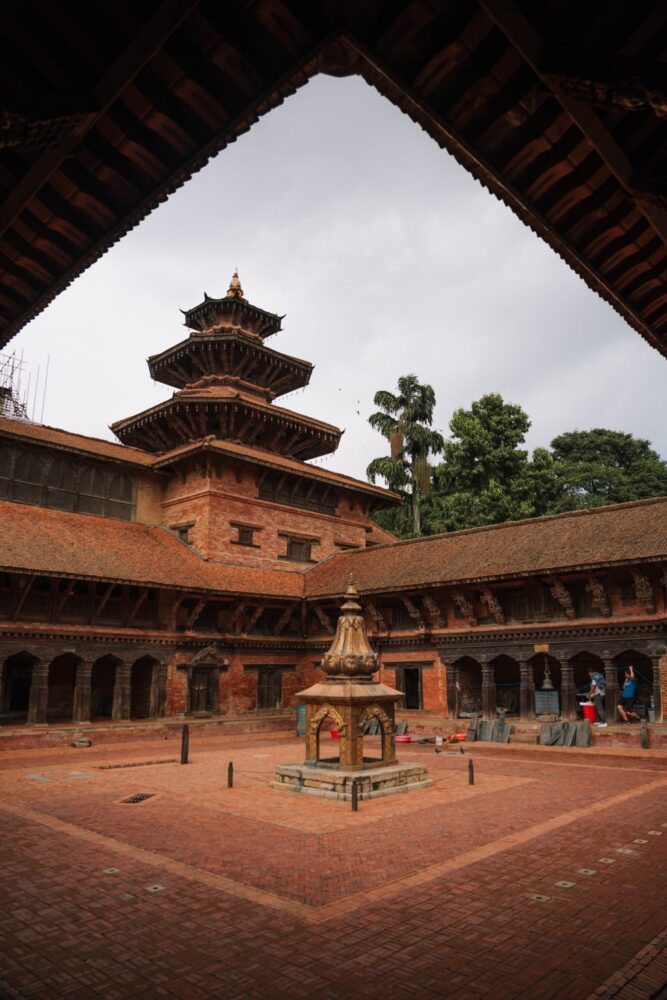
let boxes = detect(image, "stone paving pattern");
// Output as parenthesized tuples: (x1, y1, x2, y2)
(0, 733, 666, 999)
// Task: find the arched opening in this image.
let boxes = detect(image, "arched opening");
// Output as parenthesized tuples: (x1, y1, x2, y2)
(316, 714, 340, 764)
(614, 650, 654, 719)
(528, 653, 561, 717)
(491, 655, 520, 716)
(131, 657, 156, 719)
(47, 654, 77, 721)
(570, 651, 604, 702)
(1, 651, 37, 722)
(454, 657, 482, 717)
(91, 656, 119, 720)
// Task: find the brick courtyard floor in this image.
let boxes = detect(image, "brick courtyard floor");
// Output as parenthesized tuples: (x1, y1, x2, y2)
(1, 732, 666, 999)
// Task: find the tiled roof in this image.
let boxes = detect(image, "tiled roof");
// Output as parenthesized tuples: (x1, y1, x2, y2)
(304, 497, 667, 597)
(0, 416, 154, 467)
(152, 439, 400, 503)
(0, 501, 302, 597)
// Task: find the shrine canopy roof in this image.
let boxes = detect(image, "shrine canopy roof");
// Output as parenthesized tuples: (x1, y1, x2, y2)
(305, 497, 667, 597)
(1, 3, 666, 358)
(0, 500, 304, 598)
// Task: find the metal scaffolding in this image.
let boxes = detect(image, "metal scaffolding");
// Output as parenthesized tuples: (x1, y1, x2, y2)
(0, 352, 29, 420)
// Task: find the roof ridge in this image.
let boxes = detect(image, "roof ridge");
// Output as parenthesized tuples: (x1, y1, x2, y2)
(0, 415, 150, 457)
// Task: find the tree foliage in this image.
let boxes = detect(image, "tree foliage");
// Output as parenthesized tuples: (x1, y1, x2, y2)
(366, 374, 445, 536)
(367, 386, 667, 538)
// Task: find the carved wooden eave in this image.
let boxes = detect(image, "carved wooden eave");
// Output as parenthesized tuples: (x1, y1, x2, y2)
(585, 573, 611, 617)
(365, 600, 389, 634)
(420, 592, 446, 630)
(479, 586, 505, 625)
(401, 595, 425, 630)
(545, 576, 576, 620)
(451, 589, 477, 627)
(312, 603, 334, 636)
(241, 604, 265, 636)
(632, 570, 656, 615)
(272, 605, 296, 637)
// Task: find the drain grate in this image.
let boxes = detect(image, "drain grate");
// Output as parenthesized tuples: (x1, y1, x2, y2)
(122, 793, 155, 804)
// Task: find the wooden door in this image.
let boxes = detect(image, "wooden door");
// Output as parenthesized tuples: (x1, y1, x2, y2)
(257, 669, 281, 710)
(191, 669, 209, 713)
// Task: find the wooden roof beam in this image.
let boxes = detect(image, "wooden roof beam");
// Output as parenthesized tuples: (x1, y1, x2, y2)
(479, 1, 667, 249)
(0, 0, 200, 240)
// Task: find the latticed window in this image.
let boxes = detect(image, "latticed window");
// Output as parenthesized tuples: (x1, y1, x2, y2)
(1, 445, 135, 521)
(13, 452, 45, 504)
(47, 458, 76, 511)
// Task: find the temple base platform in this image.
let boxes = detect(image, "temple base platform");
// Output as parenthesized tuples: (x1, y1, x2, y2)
(272, 761, 433, 800)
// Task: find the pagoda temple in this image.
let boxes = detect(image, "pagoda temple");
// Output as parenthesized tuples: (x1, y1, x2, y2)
(110, 272, 399, 569)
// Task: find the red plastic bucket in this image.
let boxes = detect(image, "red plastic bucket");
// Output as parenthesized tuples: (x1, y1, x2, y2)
(330, 729, 340, 740)
(581, 702, 596, 723)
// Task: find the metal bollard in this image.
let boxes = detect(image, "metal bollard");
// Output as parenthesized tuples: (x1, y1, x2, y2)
(468, 758, 474, 785)
(351, 779, 358, 812)
(180, 723, 189, 765)
(640, 722, 649, 750)
(227, 761, 234, 788)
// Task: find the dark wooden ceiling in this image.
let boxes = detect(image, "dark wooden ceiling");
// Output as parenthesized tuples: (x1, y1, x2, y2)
(1, 1, 666, 356)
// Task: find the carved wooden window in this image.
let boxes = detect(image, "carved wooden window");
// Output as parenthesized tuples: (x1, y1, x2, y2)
(283, 537, 312, 562)
(78, 465, 107, 516)
(507, 582, 559, 623)
(231, 523, 260, 547)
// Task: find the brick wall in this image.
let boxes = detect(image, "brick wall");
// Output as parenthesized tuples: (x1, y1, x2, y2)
(378, 648, 447, 714)
(135, 474, 164, 525)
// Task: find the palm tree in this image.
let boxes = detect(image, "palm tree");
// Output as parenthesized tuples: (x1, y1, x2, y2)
(366, 374, 445, 535)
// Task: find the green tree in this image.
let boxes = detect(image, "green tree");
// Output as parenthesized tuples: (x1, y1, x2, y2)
(548, 429, 667, 511)
(366, 374, 445, 536)
(427, 393, 537, 532)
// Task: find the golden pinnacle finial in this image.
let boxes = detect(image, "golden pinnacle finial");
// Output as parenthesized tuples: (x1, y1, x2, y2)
(346, 573, 358, 598)
(227, 267, 244, 299)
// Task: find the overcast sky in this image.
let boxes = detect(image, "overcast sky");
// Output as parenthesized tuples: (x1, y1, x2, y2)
(9, 75, 666, 480)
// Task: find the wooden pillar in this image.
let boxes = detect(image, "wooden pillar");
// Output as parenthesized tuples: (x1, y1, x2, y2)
(481, 658, 496, 720)
(73, 659, 93, 723)
(518, 656, 535, 720)
(603, 650, 619, 721)
(650, 654, 663, 723)
(559, 655, 576, 721)
(113, 662, 130, 720)
(446, 661, 459, 719)
(185, 666, 194, 716)
(156, 663, 168, 718)
(27, 661, 49, 726)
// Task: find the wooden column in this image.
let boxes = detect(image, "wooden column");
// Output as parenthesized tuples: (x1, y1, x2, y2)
(650, 653, 663, 723)
(156, 663, 168, 718)
(73, 659, 93, 723)
(445, 661, 459, 719)
(112, 662, 130, 720)
(481, 657, 496, 720)
(603, 650, 619, 720)
(27, 661, 49, 725)
(185, 666, 194, 716)
(518, 656, 535, 720)
(559, 655, 576, 721)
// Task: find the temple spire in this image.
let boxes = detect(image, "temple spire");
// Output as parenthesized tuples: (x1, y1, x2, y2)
(227, 267, 244, 299)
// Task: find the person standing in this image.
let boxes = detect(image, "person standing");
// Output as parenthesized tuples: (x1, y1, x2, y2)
(617, 666, 640, 723)
(588, 667, 607, 727)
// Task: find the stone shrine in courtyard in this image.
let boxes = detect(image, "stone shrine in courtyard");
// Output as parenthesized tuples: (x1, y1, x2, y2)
(273, 578, 432, 800)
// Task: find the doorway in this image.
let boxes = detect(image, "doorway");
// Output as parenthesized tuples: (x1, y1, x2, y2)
(400, 667, 422, 710)
(190, 668, 210, 714)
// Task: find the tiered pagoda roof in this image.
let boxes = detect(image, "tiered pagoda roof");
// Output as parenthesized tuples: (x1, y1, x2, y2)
(111, 272, 342, 459)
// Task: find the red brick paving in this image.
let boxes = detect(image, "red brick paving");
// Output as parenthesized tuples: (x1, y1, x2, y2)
(0, 734, 665, 999)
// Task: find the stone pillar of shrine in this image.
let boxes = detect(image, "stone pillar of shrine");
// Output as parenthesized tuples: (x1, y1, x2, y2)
(27, 661, 49, 725)
(518, 656, 535, 720)
(481, 657, 496, 720)
(603, 651, 619, 720)
(113, 662, 131, 720)
(558, 654, 576, 721)
(73, 658, 93, 723)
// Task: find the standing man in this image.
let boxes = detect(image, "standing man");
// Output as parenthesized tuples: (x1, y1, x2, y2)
(588, 667, 607, 727)
(617, 666, 640, 723)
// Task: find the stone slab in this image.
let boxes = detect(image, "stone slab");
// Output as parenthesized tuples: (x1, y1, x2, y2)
(273, 762, 433, 801)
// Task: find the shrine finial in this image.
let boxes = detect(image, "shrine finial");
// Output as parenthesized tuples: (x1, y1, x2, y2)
(227, 267, 244, 299)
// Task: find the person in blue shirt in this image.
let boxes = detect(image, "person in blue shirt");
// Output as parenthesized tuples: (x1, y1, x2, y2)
(617, 666, 640, 723)
(588, 668, 607, 726)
